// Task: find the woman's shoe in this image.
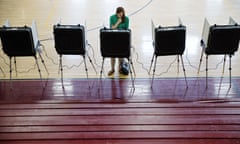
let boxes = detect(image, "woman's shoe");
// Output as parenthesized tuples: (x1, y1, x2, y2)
(108, 70, 115, 76)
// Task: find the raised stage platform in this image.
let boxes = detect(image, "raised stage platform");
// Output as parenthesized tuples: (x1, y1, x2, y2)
(0, 78, 240, 143)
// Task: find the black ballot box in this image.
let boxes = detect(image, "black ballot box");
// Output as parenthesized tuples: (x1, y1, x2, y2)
(53, 24, 86, 55)
(154, 26, 186, 56)
(205, 24, 240, 55)
(0, 26, 35, 57)
(100, 28, 131, 58)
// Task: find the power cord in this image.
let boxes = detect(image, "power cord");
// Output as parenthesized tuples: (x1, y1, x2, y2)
(208, 57, 224, 71)
(62, 60, 84, 70)
(86, 41, 109, 78)
(131, 45, 149, 75)
(39, 37, 53, 42)
(17, 63, 37, 74)
(131, 45, 179, 77)
(86, 42, 102, 68)
(0, 46, 38, 74)
(40, 42, 91, 70)
(0, 47, 6, 76)
(185, 46, 225, 73)
(87, 25, 103, 32)
(39, 43, 58, 66)
(154, 56, 178, 77)
(0, 49, 9, 66)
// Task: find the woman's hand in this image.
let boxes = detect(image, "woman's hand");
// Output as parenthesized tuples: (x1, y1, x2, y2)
(112, 18, 122, 29)
(117, 18, 122, 24)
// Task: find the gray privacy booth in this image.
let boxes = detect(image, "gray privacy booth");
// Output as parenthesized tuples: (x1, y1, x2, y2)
(198, 17, 240, 88)
(53, 24, 96, 88)
(149, 19, 188, 88)
(0, 20, 48, 87)
(99, 28, 135, 88)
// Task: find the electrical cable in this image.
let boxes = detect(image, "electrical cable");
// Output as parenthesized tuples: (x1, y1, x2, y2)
(87, 25, 103, 32)
(0, 56, 38, 74)
(39, 36, 100, 70)
(0, 49, 9, 66)
(39, 43, 58, 66)
(39, 35, 101, 70)
(39, 37, 53, 42)
(86, 41, 108, 77)
(40, 43, 86, 70)
(45, 44, 84, 69)
(0, 47, 6, 76)
(39, 37, 52, 42)
(208, 57, 224, 71)
(62, 60, 84, 70)
(185, 46, 225, 72)
(17, 63, 37, 74)
(155, 56, 178, 77)
(86, 42, 102, 68)
(0, 45, 38, 74)
(131, 46, 149, 75)
(185, 49, 200, 71)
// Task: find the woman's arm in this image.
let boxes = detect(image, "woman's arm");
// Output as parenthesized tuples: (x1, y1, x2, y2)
(111, 18, 122, 29)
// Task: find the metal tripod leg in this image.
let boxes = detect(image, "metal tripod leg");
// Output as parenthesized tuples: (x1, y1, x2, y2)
(177, 55, 180, 74)
(59, 55, 64, 88)
(151, 55, 158, 88)
(35, 56, 44, 88)
(206, 55, 208, 88)
(87, 54, 97, 74)
(9, 57, 12, 88)
(180, 55, 188, 87)
(83, 55, 90, 88)
(100, 58, 105, 80)
(128, 58, 135, 88)
(222, 55, 226, 74)
(148, 53, 155, 74)
(129, 58, 136, 77)
(38, 52, 49, 75)
(98, 57, 105, 89)
(198, 48, 204, 74)
(14, 57, 17, 76)
(229, 55, 232, 88)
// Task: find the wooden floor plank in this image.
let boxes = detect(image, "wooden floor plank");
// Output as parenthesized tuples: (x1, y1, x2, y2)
(0, 139, 239, 144)
(0, 102, 240, 109)
(0, 115, 239, 126)
(0, 78, 240, 102)
(1, 131, 240, 140)
(1, 79, 240, 143)
(0, 108, 240, 116)
(0, 125, 239, 133)
(0, 101, 239, 142)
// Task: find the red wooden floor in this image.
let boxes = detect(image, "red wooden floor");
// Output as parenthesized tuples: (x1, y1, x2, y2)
(0, 78, 240, 143)
(0, 77, 239, 101)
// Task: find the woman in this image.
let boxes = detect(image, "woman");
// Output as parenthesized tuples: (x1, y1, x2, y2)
(108, 6, 129, 76)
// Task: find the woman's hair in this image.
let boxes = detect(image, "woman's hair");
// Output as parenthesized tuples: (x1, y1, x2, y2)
(116, 7, 126, 23)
